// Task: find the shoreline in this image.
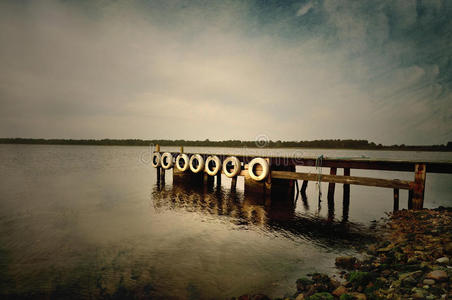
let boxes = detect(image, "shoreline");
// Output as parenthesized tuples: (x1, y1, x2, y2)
(236, 208, 452, 300)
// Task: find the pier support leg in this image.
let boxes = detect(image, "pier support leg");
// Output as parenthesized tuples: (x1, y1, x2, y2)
(217, 173, 222, 186)
(412, 164, 426, 209)
(393, 188, 399, 211)
(301, 180, 308, 194)
(343, 168, 350, 221)
(408, 189, 413, 209)
(173, 168, 203, 186)
(327, 167, 337, 219)
(231, 177, 237, 190)
(160, 168, 165, 183)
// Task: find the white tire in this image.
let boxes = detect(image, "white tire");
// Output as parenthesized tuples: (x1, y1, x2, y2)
(222, 156, 241, 178)
(248, 158, 269, 181)
(161, 152, 174, 169)
(176, 154, 189, 172)
(189, 154, 205, 173)
(205, 155, 222, 176)
(151, 152, 161, 168)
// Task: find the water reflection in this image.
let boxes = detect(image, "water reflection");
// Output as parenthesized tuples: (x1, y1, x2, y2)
(152, 181, 376, 249)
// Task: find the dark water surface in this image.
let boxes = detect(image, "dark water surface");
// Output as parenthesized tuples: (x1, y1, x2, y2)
(0, 145, 451, 299)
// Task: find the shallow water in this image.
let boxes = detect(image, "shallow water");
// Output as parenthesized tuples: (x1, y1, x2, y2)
(0, 145, 451, 299)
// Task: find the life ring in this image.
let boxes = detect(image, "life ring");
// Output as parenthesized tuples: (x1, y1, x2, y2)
(189, 154, 205, 173)
(248, 157, 269, 181)
(151, 152, 161, 168)
(222, 156, 241, 178)
(176, 154, 189, 172)
(205, 155, 222, 176)
(161, 152, 174, 169)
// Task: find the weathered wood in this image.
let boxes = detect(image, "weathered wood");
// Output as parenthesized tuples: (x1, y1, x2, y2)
(412, 164, 426, 209)
(231, 177, 237, 190)
(327, 167, 337, 200)
(180, 146, 184, 153)
(343, 168, 350, 221)
(408, 189, 413, 209)
(160, 168, 165, 183)
(155, 144, 160, 152)
(270, 171, 413, 189)
(393, 188, 399, 211)
(301, 180, 308, 193)
(217, 173, 222, 185)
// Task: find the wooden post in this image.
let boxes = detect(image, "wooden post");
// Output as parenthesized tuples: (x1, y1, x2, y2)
(327, 167, 337, 213)
(217, 173, 222, 185)
(180, 146, 184, 153)
(393, 188, 399, 211)
(408, 189, 413, 209)
(301, 180, 308, 194)
(412, 163, 426, 209)
(343, 168, 350, 221)
(231, 177, 237, 190)
(156, 144, 161, 183)
(160, 168, 165, 183)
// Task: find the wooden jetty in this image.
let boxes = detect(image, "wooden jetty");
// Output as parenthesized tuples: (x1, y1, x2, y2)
(151, 145, 452, 210)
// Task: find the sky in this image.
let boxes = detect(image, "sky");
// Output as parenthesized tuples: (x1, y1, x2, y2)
(0, 0, 451, 145)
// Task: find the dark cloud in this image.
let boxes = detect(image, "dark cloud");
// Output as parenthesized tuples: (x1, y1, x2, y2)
(0, 0, 451, 144)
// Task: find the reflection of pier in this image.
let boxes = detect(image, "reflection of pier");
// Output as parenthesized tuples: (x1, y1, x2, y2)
(152, 182, 376, 246)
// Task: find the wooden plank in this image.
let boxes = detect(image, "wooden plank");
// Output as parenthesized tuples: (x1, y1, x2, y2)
(270, 171, 413, 189)
(412, 164, 426, 209)
(393, 188, 399, 211)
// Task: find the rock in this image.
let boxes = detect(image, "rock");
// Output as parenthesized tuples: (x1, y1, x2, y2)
(412, 288, 428, 299)
(426, 270, 448, 282)
(335, 256, 357, 269)
(350, 292, 367, 300)
(423, 279, 435, 285)
(296, 278, 313, 292)
(402, 276, 417, 287)
(251, 295, 270, 300)
(435, 257, 449, 264)
(304, 292, 333, 300)
(332, 286, 347, 297)
(295, 294, 305, 300)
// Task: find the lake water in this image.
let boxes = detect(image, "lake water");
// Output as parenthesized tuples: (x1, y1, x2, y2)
(0, 144, 451, 299)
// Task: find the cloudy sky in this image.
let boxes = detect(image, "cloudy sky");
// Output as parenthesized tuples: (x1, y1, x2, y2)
(0, 0, 451, 145)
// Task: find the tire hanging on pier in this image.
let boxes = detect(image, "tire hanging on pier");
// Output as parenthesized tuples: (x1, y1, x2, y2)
(189, 154, 205, 173)
(222, 156, 241, 178)
(161, 152, 174, 169)
(176, 154, 189, 172)
(205, 155, 222, 176)
(151, 152, 161, 168)
(248, 157, 269, 181)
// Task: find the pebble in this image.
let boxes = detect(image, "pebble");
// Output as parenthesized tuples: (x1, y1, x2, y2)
(436, 256, 449, 264)
(426, 270, 448, 282)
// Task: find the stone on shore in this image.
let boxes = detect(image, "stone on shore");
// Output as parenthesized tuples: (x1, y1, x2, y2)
(335, 256, 357, 270)
(426, 270, 448, 282)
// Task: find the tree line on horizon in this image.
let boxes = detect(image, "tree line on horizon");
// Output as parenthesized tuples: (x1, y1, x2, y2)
(0, 138, 451, 151)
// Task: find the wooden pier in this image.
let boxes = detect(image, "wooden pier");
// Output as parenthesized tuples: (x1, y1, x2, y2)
(152, 145, 452, 210)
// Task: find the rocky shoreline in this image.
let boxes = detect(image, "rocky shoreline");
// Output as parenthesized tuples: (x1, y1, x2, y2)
(235, 208, 452, 300)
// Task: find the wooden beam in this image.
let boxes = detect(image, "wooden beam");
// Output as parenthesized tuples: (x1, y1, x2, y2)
(270, 171, 413, 190)
(412, 163, 426, 209)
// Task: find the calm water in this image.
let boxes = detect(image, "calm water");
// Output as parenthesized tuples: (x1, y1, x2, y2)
(0, 145, 451, 299)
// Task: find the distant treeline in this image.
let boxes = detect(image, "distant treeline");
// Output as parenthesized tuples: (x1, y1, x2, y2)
(1, 138, 451, 151)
